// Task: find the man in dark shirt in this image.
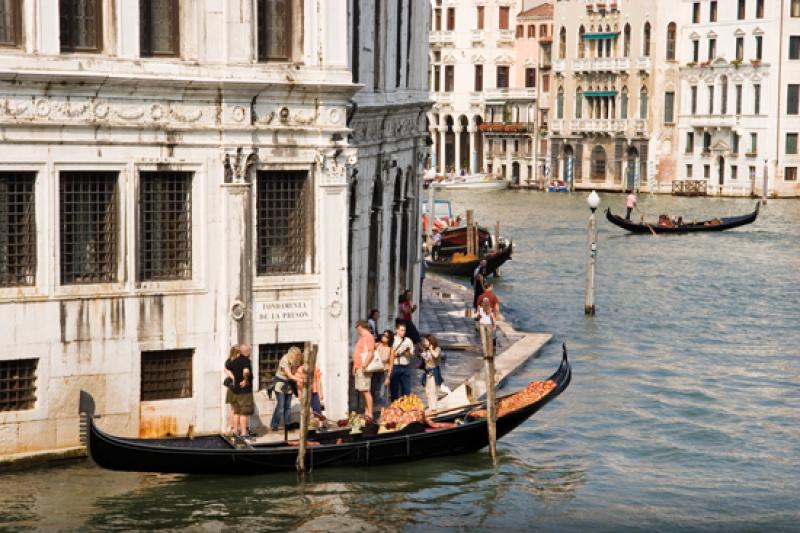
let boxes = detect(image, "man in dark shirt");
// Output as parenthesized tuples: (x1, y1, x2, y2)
(228, 344, 254, 439)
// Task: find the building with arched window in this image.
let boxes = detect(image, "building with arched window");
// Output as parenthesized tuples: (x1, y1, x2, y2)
(549, 0, 679, 192)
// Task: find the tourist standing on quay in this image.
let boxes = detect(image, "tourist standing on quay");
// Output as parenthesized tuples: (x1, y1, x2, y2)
(477, 298, 497, 357)
(478, 282, 501, 319)
(397, 290, 422, 344)
(223, 344, 240, 434)
(352, 320, 376, 418)
(269, 346, 301, 432)
(472, 259, 488, 314)
(626, 190, 637, 220)
(371, 329, 395, 408)
(390, 322, 415, 401)
(227, 344, 254, 440)
(420, 335, 443, 412)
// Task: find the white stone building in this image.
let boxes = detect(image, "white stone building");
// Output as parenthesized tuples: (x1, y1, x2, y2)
(428, 0, 544, 184)
(346, 0, 430, 333)
(676, 0, 800, 197)
(0, 0, 424, 458)
(550, 0, 680, 193)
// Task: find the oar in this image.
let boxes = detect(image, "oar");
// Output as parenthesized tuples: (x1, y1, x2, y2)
(635, 206, 658, 236)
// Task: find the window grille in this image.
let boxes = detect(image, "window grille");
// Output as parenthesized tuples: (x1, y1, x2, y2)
(0, 358, 37, 412)
(256, 170, 309, 275)
(258, 342, 301, 390)
(0, 0, 21, 46)
(257, 0, 292, 61)
(60, 171, 118, 284)
(0, 172, 36, 287)
(60, 0, 102, 52)
(140, 349, 193, 401)
(139, 171, 192, 281)
(140, 0, 179, 57)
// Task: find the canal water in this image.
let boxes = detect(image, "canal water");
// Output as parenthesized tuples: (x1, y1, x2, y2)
(1, 191, 798, 531)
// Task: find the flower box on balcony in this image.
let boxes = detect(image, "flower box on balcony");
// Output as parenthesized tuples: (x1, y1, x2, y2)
(686, 61, 697, 67)
(750, 59, 762, 67)
(731, 59, 743, 67)
(699, 61, 710, 68)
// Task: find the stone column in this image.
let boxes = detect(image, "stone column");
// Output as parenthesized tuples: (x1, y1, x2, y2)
(439, 127, 447, 174)
(454, 126, 463, 175)
(469, 126, 478, 174)
(430, 127, 438, 170)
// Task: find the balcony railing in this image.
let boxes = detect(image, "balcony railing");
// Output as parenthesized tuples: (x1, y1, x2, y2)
(551, 119, 564, 132)
(471, 30, 484, 43)
(553, 59, 566, 73)
(687, 114, 738, 129)
(498, 30, 515, 45)
(433, 92, 454, 105)
(569, 118, 627, 133)
(634, 119, 647, 132)
(483, 87, 537, 101)
(636, 56, 652, 71)
(469, 92, 483, 105)
(479, 122, 536, 134)
(429, 31, 455, 46)
(573, 57, 630, 73)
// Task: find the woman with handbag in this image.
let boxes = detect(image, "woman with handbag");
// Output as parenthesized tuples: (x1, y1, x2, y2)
(223, 345, 240, 434)
(419, 335, 444, 412)
(353, 320, 376, 419)
(369, 329, 395, 409)
(269, 346, 302, 432)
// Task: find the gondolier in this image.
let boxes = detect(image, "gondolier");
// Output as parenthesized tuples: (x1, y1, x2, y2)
(625, 190, 636, 220)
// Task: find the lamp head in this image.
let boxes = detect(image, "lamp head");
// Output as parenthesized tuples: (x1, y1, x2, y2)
(587, 190, 600, 211)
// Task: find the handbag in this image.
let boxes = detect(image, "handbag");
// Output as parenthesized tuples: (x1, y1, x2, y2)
(365, 350, 384, 373)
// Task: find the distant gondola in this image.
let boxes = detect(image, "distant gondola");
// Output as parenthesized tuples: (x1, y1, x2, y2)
(84, 347, 570, 475)
(426, 240, 513, 277)
(605, 203, 759, 234)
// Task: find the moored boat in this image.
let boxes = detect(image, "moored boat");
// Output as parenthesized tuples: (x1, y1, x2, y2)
(425, 240, 513, 277)
(84, 348, 571, 475)
(605, 203, 759, 234)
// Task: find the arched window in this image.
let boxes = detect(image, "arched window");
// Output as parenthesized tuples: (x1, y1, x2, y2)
(643, 22, 651, 57)
(666, 22, 677, 60)
(575, 87, 583, 119)
(592, 146, 607, 180)
(559, 27, 566, 58)
(623, 24, 631, 57)
(578, 26, 586, 58)
(557, 87, 565, 119)
(621, 87, 629, 119)
(640, 86, 649, 119)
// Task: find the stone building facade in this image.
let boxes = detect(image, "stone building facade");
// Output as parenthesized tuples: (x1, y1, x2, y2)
(550, 0, 679, 193)
(428, 0, 549, 185)
(346, 0, 430, 334)
(676, 0, 800, 197)
(0, 0, 428, 458)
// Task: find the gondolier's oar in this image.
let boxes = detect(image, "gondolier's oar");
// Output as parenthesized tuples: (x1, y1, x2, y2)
(635, 206, 658, 236)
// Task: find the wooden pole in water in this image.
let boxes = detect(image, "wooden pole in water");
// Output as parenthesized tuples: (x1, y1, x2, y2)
(466, 209, 475, 257)
(296, 343, 317, 474)
(762, 159, 768, 205)
(482, 324, 498, 466)
(493, 221, 501, 277)
(584, 207, 598, 315)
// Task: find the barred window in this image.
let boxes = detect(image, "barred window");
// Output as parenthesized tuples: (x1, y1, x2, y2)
(140, 349, 193, 401)
(140, 0, 179, 57)
(139, 171, 192, 281)
(60, 171, 118, 285)
(0, 358, 37, 412)
(0, 172, 36, 287)
(257, 170, 310, 275)
(257, 0, 293, 61)
(60, 0, 103, 53)
(259, 342, 300, 390)
(0, 0, 21, 47)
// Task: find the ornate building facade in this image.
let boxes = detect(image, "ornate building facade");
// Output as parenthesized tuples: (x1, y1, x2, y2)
(0, 0, 429, 458)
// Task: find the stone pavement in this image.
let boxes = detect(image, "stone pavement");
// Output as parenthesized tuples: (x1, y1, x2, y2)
(414, 273, 551, 408)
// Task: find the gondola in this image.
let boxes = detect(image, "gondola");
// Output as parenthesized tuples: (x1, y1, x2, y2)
(605, 203, 759, 234)
(426, 240, 513, 277)
(84, 346, 570, 475)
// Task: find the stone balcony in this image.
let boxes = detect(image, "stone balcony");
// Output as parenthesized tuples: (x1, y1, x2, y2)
(497, 30, 515, 46)
(551, 119, 564, 132)
(553, 59, 566, 73)
(636, 56, 652, 71)
(471, 30, 484, 44)
(433, 92, 454, 106)
(687, 114, 738, 129)
(483, 87, 537, 102)
(573, 57, 630, 74)
(469, 92, 483, 105)
(569, 118, 627, 134)
(429, 31, 455, 46)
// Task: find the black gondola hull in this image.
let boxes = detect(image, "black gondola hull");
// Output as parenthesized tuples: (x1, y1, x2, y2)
(87, 349, 570, 475)
(605, 203, 759, 234)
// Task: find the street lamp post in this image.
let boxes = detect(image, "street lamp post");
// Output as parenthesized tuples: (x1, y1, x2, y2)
(584, 190, 600, 315)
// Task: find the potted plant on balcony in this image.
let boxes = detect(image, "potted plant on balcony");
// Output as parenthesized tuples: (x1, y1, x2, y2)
(731, 59, 743, 68)
(699, 60, 710, 68)
(686, 61, 697, 68)
(750, 59, 762, 67)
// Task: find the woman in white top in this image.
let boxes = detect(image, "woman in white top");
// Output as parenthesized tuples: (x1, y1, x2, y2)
(419, 335, 443, 412)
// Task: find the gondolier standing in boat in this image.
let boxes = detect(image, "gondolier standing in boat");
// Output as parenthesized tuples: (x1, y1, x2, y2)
(625, 190, 636, 220)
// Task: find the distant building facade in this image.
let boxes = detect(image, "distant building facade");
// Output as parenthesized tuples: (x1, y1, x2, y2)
(428, 0, 551, 185)
(676, 0, 800, 197)
(0, 0, 428, 458)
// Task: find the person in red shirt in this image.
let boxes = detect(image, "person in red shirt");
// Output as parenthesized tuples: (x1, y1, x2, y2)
(352, 320, 376, 418)
(478, 283, 501, 319)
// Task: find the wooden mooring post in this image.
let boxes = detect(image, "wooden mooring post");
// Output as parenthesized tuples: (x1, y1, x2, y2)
(296, 343, 318, 475)
(466, 209, 476, 257)
(480, 322, 498, 466)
